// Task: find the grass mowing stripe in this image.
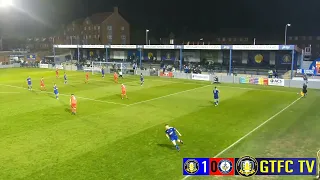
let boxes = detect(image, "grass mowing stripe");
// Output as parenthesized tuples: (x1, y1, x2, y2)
(127, 84, 212, 106)
(182, 97, 301, 180)
(0, 83, 211, 119)
(0, 92, 21, 93)
(0, 84, 127, 106)
(122, 77, 294, 94)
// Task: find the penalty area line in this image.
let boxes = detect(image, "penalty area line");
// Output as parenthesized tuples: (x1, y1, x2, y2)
(182, 97, 301, 180)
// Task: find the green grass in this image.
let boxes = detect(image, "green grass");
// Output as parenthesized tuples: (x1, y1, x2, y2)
(0, 68, 319, 180)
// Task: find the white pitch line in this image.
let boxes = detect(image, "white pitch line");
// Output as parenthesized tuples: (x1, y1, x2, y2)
(0, 84, 127, 106)
(182, 97, 301, 180)
(57, 94, 126, 106)
(127, 85, 211, 106)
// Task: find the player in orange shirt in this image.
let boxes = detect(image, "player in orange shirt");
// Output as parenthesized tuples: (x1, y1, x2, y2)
(114, 72, 118, 83)
(40, 77, 46, 90)
(70, 94, 77, 115)
(55, 68, 59, 78)
(121, 84, 128, 99)
(85, 72, 89, 83)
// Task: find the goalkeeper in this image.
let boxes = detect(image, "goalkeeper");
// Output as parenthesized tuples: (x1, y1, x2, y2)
(119, 71, 123, 78)
(301, 83, 307, 97)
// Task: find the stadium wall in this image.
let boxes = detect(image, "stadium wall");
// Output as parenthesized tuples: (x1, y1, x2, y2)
(0, 63, 20, 68)
(9, 64, 320, 89)
(168, 71, 320, 89)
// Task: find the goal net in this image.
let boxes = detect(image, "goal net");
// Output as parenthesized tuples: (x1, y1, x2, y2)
(91, 61, 132, 75)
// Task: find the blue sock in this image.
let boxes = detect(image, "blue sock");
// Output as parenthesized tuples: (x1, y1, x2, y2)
(175, 145, 180, 151)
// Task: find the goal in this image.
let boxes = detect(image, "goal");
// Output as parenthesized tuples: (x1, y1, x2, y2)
(91, 61, 132, 75)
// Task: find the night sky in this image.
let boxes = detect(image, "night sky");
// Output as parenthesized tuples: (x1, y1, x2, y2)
(3, 0, 320, 40)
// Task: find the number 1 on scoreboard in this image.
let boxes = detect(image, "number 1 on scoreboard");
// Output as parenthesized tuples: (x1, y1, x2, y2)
(183, 158, 210, 175)
(202, 161, 207, 173)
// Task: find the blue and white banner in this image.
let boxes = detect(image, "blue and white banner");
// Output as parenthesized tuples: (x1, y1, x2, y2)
(191, 74, 210, 81)
(279, 45, 294, 50)
(110, 45, 137, 49)
(296, 69, 316, 75)
(53, 44, 296, 50)
(233, 45, 279, 50)
(144, 45, 174, 49)
(27, 55, 36, 60)
(183, 45, 221, 50)
(81, 45, 104, 49)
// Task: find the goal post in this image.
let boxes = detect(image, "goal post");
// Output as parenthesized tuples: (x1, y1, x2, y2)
(91, 61, 132, 75)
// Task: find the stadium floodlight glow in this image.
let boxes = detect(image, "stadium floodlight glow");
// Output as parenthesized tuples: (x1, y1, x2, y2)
(146, 29, 149, 45)
(284, 23, 291, 45)
(0, 0, 13, 7)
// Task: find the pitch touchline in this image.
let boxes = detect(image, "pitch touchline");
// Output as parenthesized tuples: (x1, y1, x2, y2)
(182, 97, 301, 180)
(0, 84, 126, 106)
(132, 78, 293, 93)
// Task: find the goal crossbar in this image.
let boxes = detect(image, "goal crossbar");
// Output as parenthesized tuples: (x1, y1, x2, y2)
(90, 61, 131, 75)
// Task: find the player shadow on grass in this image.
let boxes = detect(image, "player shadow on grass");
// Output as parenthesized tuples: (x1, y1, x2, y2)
(157, 143, 175, 150)
(83, 82, 103, 87)
(30, 90, 38, 94)
(128, 83, 140, 87)
(196, 101, 216, 107)
(45, 92, 56, 99)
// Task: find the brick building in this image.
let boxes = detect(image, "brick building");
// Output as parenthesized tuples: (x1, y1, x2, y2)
(27, 7, 130, 50)
(63, 7, 130, 45)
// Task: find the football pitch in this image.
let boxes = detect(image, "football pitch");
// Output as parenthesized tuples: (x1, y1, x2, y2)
(0, 68, 319, 180)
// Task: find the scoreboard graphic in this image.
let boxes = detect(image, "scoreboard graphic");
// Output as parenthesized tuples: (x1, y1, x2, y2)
(183, 156, 317, 177)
